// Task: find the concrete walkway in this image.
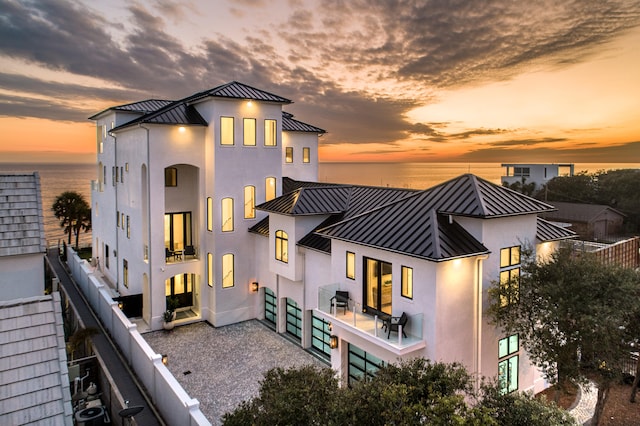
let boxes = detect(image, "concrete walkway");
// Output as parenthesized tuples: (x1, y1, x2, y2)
(569, 381, 597, 425)
(143, 321, 327, 425)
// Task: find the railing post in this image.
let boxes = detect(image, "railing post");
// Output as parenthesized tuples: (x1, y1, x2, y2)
(374, 315, 378, 337)
(352, 305, 356, 326)
(332, 299, 336, 316)
(398, 325, 403, 345)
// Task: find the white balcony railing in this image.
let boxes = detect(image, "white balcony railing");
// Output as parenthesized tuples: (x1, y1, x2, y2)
(317, 284, 425, 353)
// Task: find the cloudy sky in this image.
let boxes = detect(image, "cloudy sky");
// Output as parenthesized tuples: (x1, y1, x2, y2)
(1, 0, 639, 163)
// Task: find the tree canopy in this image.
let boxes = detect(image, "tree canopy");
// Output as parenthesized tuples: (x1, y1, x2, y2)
(488, 246, 640, 425)
(52, 191, 91, 249)
(222, 359, 575, 426)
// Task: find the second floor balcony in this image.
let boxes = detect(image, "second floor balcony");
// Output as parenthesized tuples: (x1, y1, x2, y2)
(317, 284, 426, 355)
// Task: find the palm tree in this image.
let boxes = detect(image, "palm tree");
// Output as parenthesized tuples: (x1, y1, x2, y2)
(52, 191, 91, 249)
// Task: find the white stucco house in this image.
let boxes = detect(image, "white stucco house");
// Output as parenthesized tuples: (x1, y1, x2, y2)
(90, 81, 574, 394)
(501, 163, 574, 192)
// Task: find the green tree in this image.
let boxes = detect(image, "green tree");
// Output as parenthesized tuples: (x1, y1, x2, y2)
(488, 247, 640, 425)
(52, 191, 91, 249)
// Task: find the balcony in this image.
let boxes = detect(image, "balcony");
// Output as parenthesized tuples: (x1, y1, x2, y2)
(165, 246, 198, 264)
(317, 284, 426, 355)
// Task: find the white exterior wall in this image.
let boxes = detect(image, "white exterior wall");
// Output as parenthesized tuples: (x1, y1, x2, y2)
(0, 253, 44, 300)
(282, 131, 319, 182)
(502, 163, 574, 190)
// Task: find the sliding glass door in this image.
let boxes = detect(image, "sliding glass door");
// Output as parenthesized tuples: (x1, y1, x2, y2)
(364, 257, 392, 316)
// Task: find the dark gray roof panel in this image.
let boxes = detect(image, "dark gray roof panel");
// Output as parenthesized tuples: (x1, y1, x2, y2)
(249, 216, 270, 236)
(199, 81, 292, 104)
(282, 111, 326, 133)
(536, 218, 576, 242)
(142, 103, 208, 126)
(89, 99, 172, 119)
(257, 186, 351, 215)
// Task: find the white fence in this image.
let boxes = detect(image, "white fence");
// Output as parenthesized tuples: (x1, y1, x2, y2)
(65, 247, 211, 426)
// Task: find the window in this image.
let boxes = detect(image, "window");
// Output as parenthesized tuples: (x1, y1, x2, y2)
(303, 147, 310, 163)
(126, 215, 130, 238)
(498, 334, 519, 393)
(264, 287, 277, 327)
(348, 343, 385, 385)
(500, 246, 521, 306)
(222, 198, 234, 232)
(275, 230, 288, 263)
(514, 167, 530, 177)
(164, 212, 192, 251)
(401, 266, 413, 299)
(244, 186, 255, 219)
(103, 166, 107, 188)
(207, 253, 213, 287)
(346, 251, 355, 279)
(286, 298, 302, 341)
(112, 166, 116, 185)
(123, 259, 129, 288)
(116, 211, 119, 228)
(207, 197, 213, 231)
(221, 116, 234, 145)
(311, 313, 331, 359)
(98, 125, 104, 154)
(222, 253, 234, 288)
(265, 177, 276, 201)
(105, 244, 110, 269)
(264, 119, 277, 146)
(120, 167, 124, 183)
(165, 167, 177, 187)
(121, 213, 125, 230)
(243, 118, 256, 146)
(285, 147, 293, 163)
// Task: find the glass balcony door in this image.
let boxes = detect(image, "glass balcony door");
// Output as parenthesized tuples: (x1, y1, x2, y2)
(364, 257, 392, 316)
(164, 212, 192, 252)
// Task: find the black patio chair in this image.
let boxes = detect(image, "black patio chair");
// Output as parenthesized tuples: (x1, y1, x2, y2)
(330, 290, 349, 315)
(165, 247, 176, 261)
(184, 245, 196, 258)
(386, 312, 408, 339)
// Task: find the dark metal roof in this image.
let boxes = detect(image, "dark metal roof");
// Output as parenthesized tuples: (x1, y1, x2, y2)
(190, 81, 292, 104)
(536, 218, 576, 242)
(257, 186, 351, 215)
(282, 111, 326, 133)
(420, 174, 555, 218)
(139, 103, 208, 126)
(249, 216, 270, 236)
(88, 99, 172, 119)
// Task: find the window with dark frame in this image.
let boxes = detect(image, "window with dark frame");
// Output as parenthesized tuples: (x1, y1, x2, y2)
(165, 167, 177, 187)
(401, 266, 413, 299)
(346, 251, 355, 279)
(498, 334, 519, 393)
(275, 230, 288, 263)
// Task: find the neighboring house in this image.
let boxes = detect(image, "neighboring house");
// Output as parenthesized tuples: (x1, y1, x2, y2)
(501, 163, 574, 192)
(0, 173, 47, 300)
(542, 201, 625, 240)
(90, 82, 575, 395)
(0, 294, 73, 426)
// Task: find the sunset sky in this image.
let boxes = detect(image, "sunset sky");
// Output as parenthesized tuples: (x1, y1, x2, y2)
(1, 0, 639, 163)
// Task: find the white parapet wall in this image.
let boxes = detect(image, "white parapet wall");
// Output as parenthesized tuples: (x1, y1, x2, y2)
(64, 247, 211, 426)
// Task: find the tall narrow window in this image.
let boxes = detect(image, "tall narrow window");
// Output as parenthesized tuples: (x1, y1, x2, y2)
(264, 119, 277, 146)
(126, 215, 130, 238)
(346, 251, 355, 279)
(500, 246, 521, 307)
(498, 334, 519, 393)
(222, 253, 234, 288)
(221, 116, 234, 145)
(123, 259, 129, 288)
(207, 253, 213, 287)
(401, 266, 413, 299)
(243, 118, 256, 146)
(105, 244, 110, 269)
(275, 230, 288, 263)
(207, 197, 213, 231)
(265, 177, 276, 201)
(285, 147, 293, 163)
(303, 147, 310, 163)
(165, 167, 177, 187)
(244, 186, 255, 219)
(222, 198, 234, 232)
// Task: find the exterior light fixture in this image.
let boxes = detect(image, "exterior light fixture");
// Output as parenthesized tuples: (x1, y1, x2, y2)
(178, 126, 186, 133)
(247, 100, 252, 107)
(162, 354, 168, 365)
(251, 281, 259, 292)
(328, 322, 332, 332)
(329, 335, 338, 349)
(118, 302, 124, 310)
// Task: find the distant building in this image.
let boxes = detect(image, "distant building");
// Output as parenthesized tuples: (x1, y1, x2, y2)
(0, 172, 47, 300)
(543, 201, 625, 240)
(501, 163, 574, 192)
(90, 82, 575, 396)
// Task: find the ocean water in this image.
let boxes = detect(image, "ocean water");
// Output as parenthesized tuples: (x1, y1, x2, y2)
(1, 161, 637, 247)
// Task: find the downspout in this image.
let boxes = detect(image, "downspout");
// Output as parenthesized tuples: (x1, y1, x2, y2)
(113, 132, 119, 293)
(474, 254, 489, 391)
(140, 124, 153, 325)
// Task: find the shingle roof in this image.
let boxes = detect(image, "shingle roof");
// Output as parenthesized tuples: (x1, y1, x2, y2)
(0, 294, 73, 425)
(0, 173, 46, 257)
(282, 112, 326, 133)
(536, 218, 576, 242)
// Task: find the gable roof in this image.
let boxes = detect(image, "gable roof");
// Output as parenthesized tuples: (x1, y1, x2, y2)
(0, 173, 46, 257)
(0, 294, 73, 425)
(536, 218, 576, 242)
(189, 81, 292, 104)
(282, 112, 326, 133)
(543, 201, 626, 223)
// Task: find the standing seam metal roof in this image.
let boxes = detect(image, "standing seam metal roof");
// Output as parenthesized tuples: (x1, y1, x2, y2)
(282, 112, 326, 133)
(536, 218, 576, 241)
